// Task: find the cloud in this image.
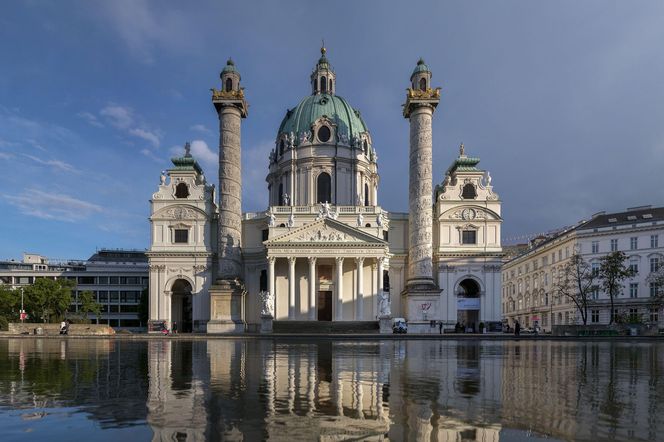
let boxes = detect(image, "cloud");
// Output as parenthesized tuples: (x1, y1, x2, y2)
(23, 154, 77, 173)
(190, 124, 211, 134)
(129, 127, 160, 147)
(77, 111, 104, 128)
(4, 189, 103, 222)
(100, 104, 161, 147)
(141, 148, 163, 163)
(100, 104, 134, 129)
(0, 152, 13, 160)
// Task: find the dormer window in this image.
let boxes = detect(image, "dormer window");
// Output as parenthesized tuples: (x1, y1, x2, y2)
(175, 182, 189, 198)
(462, 183, 477, 199)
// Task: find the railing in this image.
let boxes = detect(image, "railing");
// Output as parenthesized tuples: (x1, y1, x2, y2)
(271, 205, 381, 215)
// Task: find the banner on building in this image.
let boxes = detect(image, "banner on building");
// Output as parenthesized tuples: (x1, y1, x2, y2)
(457, 298, 480, 310)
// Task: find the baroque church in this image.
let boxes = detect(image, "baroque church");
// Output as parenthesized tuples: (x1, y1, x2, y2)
(147, 48, 503, 333)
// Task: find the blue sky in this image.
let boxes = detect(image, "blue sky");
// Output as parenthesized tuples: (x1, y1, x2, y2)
(1, 0, 663, 260)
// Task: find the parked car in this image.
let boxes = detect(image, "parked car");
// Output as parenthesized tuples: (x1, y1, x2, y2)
(392, 318, 408, 334)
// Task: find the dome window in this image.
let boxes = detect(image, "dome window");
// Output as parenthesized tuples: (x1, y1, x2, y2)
(317, 172, 331, 204)
(175, 182, 189, 199)
(279, 139, 285, 156)
(462, 183, 477, 199)
(317, 126, 331, 143)
(419, 77, 427, 91)
(226, 78, 233, 92)
(321, 76, 327, 93)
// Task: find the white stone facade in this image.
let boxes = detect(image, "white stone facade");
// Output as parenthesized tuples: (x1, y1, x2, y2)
(502, 206, 664, 330)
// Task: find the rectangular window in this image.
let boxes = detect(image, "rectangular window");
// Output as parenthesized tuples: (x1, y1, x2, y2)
(98, 276, 109, 285)
(591, 310, 600, 323)
(462, 230, 476, 244)
(174, 229, 189, 243)
(651, 235, 659, 248)
(630, 237, 638, 250)
(610, 239, 618, 252)
(612, 309, 620, 322)
(650, 308, 659, 323)
(629, 283, 638, 298)
(592, 241, 599, 254)
(591, 262, 600, 277)
(651, 282, 660, 297)
(629, 260, 638, 274)
(629, 308, 638, 322)
(98, 291, 108, 302)
(77, 276, 95, 285)
(262, 229, 269, 241)
(559, 250, 563, 261)
(565, 247, 570, 258)
(110, 291, 119, 302)
(109, 276, 119, 285)
(591, 287, 599, 300)
(651, 258, 660, 273)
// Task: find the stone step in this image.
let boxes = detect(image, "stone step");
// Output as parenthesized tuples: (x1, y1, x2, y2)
(273, 321, 379, 334)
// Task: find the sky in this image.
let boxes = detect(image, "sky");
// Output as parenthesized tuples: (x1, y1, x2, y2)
(1, 0, 663, 260)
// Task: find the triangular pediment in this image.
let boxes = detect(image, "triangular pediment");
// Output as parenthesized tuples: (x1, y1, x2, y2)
(265, 218, 387, 247)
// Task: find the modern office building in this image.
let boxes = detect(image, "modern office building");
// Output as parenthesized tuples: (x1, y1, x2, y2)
(0, 249, 148, 328)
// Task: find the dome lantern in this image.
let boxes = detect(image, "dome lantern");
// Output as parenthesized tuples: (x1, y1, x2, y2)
(311, 45, 336, 95)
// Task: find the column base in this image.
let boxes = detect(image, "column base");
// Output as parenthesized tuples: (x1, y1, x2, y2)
(207, 279, 246, 334)
(260, 314, 273, 334)
(401, 282, 442, 325)
(378, 315, 392, 334)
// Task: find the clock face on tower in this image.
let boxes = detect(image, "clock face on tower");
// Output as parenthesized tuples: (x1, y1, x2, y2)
(462, 208, 476, 220)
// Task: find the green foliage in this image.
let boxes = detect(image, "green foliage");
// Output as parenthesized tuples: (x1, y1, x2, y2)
(599, 251, 637, 325)
(0, 316, 8, 331)
(0, 285, 19, 320)
(77, 290, 102, 323)
(23, 278, 74, 323)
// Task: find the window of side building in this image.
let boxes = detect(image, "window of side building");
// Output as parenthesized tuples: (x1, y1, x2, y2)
(652, 235, 659, 248)
(592, 241, 599, 254)
(591, 309, 600, 323)
(631, 237, 638, 250)
(651, 257, 660, 273)
(610, 239, 618, 252)
(630, 283, 638, 298)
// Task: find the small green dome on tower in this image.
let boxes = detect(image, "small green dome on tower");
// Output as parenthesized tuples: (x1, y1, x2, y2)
(221, 58, 240, 78)
(411, 58, 431, 77)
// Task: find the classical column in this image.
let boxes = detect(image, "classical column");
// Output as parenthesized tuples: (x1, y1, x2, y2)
(335, 257, 344, 321)
(356, 257, 365, 320)
(403, 61, 439, 290)
(308, 257, 317, 320)
(377, 257, 384, 295)
(268, 257, 276, 316)
(208, 59, 249, 334)
(288, 257, 296, 319)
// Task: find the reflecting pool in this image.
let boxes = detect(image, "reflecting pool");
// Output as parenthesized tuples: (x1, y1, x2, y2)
(0, 338, 663, 441)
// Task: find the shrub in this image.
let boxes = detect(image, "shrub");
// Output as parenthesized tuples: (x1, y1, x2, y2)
(0, 316, 8, 331)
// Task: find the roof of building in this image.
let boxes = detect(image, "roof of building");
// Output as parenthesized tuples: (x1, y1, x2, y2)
(88, 249, 147, 263)
(170, 142, 203, 174)
(576, 206, 664, 230)
(221, 58, 239, 77)
(277, 93, 368, 140)
(411, 58, 430, 77)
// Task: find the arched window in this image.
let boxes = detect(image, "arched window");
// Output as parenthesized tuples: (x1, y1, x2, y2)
(462, 183, 477, 199)
(329, 79, 333, 93)
(419, 77, 426, 91)
(175, 182, 189, 198)
(365, 223, 371, 228)
(314, 78, 318, 92)
(225, 78, 233, 92)
(364, 183, 369, 206)
(259, 270, 267, 292)
(317, 172, 331, 203)
(320, 76, 327, 93)
(278, 183, 284, 206)
(279, 140, 285, 156)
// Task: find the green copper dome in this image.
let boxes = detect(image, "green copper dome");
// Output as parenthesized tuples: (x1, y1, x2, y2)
(221, 58, 239, 77)
(277, 93, 368, 140)
(411, 58, 430, 77)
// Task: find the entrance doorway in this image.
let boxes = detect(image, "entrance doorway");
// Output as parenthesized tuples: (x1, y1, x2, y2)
(171, 279, 193, 333)
(317, 291, 332, 321)
(456, 279, 480, 332)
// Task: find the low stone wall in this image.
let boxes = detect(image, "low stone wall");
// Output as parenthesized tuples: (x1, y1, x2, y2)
(553, 324, 660, 337)
(8, 323, 116, 336)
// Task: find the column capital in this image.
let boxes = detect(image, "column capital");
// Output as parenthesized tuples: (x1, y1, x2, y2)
(268, 256, 276, 264)
(355, 257, 365, 265)
(308, 256, 317, 264)
(335, 256, 344, 265)
(288, 256, 297, 265)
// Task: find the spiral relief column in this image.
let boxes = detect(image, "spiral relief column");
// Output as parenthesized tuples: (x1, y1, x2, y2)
(402, 59, 442, 332)
(208, 59, 249, 333)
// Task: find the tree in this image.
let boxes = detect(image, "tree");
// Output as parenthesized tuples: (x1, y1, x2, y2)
(23, 278, 74, 323)
(646, 264, 664, 312)
(0, 285, 19, 319)
(77, 290, 102, 323)
(598, 251, 637, 325)
(553, 254, 598, 325)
